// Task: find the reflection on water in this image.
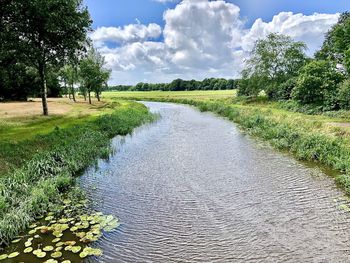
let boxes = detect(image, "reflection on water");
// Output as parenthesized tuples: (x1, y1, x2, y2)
(80, 102, 350, 262)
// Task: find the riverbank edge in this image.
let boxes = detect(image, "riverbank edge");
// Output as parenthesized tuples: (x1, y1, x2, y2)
(0, 101, 155, 245)
(139, 97, 350, 194)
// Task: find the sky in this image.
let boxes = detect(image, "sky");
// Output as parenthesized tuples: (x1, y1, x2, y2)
(84, 0, 350, 85)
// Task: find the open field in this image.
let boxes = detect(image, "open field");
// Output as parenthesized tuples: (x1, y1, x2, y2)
(0, 98, 120, 141)
(103, 90, 236, 100)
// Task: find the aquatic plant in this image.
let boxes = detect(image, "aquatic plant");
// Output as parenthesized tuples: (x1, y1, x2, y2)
(0, 198, 120, 261)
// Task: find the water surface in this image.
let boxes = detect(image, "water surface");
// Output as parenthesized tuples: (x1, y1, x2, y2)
(80, 102, 350, 262)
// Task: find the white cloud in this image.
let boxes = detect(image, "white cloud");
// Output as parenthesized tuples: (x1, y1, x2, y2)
(242, 12, 340, 54)
(91, 23, 162, 45)
(91, 0, 340, 85)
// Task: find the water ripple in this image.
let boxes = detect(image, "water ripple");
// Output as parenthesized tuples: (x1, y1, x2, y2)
(81, 102, 350, 262)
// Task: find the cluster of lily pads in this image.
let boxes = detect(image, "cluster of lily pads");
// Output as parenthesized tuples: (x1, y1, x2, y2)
(0, 199, 119, 262)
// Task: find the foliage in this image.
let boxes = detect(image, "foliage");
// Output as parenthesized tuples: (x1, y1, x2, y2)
(60, 64, 79, 101)
(292, 60, 344, 110)
(338, 79, 350, 109)
(107, 78, 238, 92)
(1, 0, 91, 114)
(79, 48, 111, 103)
(316, 12, 350, 73)
(241, 33, 307, 100)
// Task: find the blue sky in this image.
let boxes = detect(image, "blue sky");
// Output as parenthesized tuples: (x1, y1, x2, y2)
(85, 0, 350, 29)
(84, 0, 350, 85)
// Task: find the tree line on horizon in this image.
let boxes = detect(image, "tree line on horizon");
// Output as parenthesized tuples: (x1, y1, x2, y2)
(0, 0, 110, 115)
(107, 78, 238, 92)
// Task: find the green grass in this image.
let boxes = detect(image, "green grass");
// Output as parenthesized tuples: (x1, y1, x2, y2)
(103, 91, 350, 196)
(103, 90, 237, 100)
(0, 100, 154, 245)
(0, 101, 121, 141)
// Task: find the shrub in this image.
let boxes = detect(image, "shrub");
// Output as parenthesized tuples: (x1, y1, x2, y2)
(292, 60, 344, 110)
(338, 79, 350, 109)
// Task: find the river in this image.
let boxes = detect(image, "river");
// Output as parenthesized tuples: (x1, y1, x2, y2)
(80, 101, 350, 262)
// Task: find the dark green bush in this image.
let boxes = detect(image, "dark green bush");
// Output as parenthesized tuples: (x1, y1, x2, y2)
(338, 79, 350, 109)
(292, 60, 344, 110)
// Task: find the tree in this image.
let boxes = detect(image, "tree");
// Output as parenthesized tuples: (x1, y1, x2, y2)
(338, 79, 350, 109)
(3, 0, 91, 115)
(243, 33, 307, 99)
(316, 12, 350, 73)
(79, 48, 111, 104)
(292, 60, 344, 109)
(60, 64, 79, 102)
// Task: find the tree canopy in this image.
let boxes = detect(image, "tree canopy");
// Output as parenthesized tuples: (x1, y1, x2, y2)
(242, 33, 307, 99)
(1, 0, 91, 114)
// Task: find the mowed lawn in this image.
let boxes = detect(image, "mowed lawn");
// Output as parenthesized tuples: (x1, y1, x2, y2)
(0, 98, 118, 141)
(103, 90, 237, 100)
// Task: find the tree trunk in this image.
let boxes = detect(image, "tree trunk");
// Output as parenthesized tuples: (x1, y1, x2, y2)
(71, 86, 76, 102)
(96, 92, 100, 102)
(38, 61, 48, 116)
(83, 92, 87, 101)
(88, 91, 91, 104)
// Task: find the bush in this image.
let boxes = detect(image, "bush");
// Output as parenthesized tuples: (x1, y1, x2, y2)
(338, 79, 350, 109)
(292, 60, 344, 110)
(265, 78, 297, 101)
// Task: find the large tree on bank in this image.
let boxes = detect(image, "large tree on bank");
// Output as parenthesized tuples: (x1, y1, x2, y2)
(3, 0, 91, 115)
(241, 33, 307, 99)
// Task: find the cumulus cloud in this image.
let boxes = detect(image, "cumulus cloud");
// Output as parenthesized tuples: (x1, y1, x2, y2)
(90, 23, 162, 45)
(91, 0, 340, 85)
(242, 12, 339, 54)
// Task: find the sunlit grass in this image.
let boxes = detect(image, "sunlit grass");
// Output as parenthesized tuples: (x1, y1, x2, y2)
(103, 90, 237, 100)
(0, 99, 154, 244)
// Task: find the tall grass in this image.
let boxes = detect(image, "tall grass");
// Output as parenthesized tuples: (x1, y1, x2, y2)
(0, 102, 154, 245)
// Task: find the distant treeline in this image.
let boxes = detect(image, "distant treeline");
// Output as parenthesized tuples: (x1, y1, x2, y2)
(106, 78, 239, 92)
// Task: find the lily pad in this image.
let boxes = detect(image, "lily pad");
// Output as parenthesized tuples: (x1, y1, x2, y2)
(44, 260, 58, 263)
(83, 247, 103, 256)
(0, 254, 8, 260)
(52, 238, 61, 243)
(8, 252, 20, 258)
(25, 241, 32, 247)
(71, 246, 81, 253)
(11, 238, 21, 243)
(33, 249, 42, 255)
(24, 247, 33, 253)
(64, 246, 73, 251)
(29, 229, 37, 235)
(51, 251, 62, 258)
(55, 241, 64, 247)
(43, 246, 54, 252)
(65, 241, 76, 246)
(36, 251, 47, 258)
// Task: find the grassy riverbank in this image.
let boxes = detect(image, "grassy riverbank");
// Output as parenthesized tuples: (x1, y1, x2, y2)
(0, 99, 154, 245)
(104, 91, 350, 195)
